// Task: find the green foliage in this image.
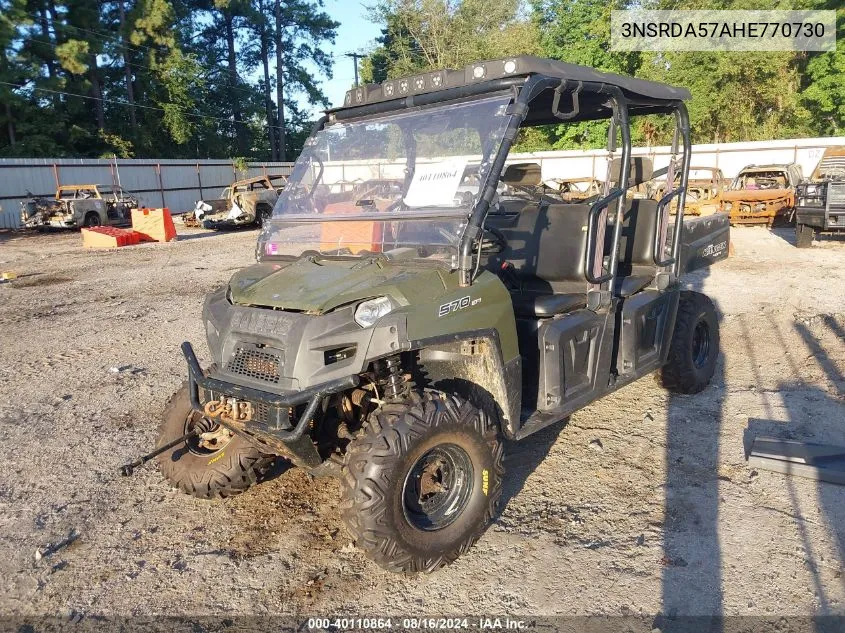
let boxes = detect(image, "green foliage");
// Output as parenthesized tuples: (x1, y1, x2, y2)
(366, 0, 844, 152)
(231, 155, 249, 174)
(0, 0, 337, 159)
(362, 0, 541, 83)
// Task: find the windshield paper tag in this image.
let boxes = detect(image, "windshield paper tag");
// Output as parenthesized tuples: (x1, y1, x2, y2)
(403, 158, 467, 208)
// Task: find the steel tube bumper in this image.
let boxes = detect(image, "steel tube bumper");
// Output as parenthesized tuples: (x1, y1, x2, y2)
(181, 341, 359, 443)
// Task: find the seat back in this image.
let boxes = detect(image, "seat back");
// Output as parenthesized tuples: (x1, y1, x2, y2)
(615, 199, 659, 276)
(487, 202, 592, 292)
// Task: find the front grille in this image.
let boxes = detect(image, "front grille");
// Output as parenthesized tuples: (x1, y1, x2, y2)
(828, 183, 845, 206)
(226, 345, 283, 384)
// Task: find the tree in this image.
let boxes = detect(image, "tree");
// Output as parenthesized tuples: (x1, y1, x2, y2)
(361, 0, 540, 82)
(0, 0, 337, 158)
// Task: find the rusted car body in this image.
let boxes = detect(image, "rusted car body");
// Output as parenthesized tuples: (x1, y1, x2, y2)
(547, 177, 603, 202)
(719, 163, 803, 226)
(652, 167, 727, 216)
(184, 175, 286, 229)
(20, 184, 138, 229)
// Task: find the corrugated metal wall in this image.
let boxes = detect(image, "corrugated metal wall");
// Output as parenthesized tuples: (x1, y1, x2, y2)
(0, 158, 293, 229)
(509, 136, 845, 184)
(1, 136, 843, 229)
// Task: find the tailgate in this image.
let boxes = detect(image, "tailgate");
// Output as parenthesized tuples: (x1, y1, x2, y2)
(670, 212, 730, 273)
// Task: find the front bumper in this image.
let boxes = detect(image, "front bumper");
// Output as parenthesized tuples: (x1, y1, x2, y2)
(182, 341, 358, 466)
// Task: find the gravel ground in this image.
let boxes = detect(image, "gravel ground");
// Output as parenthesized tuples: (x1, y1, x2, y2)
(0, 225, 843, 622)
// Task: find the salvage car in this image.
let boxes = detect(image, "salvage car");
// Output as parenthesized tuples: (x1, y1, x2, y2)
(124, 56, 730, 573)
(652, 166, 727, 216)
(548, 176, 603, 202)
(20, 184, 138, 229)
(719, 163, 803, 226)
(184, 175, 286, 230)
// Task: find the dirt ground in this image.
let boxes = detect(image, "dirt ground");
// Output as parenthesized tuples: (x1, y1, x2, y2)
(0, 224, 843, 623)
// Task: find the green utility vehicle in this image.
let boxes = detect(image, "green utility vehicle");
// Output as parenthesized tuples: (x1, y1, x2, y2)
(127, 57, 730, 573)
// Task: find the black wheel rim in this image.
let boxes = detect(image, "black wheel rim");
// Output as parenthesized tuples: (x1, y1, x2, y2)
(402, 444, 474, 531)
(692, 319, 711, 369)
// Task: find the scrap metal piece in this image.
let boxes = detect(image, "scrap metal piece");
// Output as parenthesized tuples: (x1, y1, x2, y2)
(748, 436, 845, 486)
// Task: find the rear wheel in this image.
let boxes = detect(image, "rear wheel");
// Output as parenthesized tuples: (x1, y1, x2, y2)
(83, 212, 101, 227)
(795, 223, 815, 248)
(341, 391, 503, 573)
(659, 291, 720, 394)
(156, 384, 274, 499)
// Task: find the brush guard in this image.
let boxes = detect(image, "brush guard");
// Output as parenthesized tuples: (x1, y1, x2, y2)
(183, 341, 358, 467)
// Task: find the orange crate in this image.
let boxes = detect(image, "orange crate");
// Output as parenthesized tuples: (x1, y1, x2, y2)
(131, 207, 177, 242)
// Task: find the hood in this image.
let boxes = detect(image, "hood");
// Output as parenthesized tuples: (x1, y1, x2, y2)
(228, 256, 449, 313)
(721, 188, 792, 202)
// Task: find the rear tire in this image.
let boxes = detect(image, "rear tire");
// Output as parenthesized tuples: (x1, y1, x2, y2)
(659, 291, 720, 394)
(83, 212, 101, 227)
(341, 391, 504, 573)
(156, 384, 274, 499)
(795, 223, 815, 248)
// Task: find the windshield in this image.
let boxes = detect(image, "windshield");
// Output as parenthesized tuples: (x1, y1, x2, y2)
(732, 170, 788, 191)
(258, 93, 514, 264)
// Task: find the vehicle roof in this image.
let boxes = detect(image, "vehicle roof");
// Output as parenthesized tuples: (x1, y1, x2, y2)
(329, 56, 690, 123)
(231, 175, 286, 186)
(738, 164, 795, 171)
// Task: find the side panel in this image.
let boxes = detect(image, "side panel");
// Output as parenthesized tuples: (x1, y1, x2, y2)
(405, 269, 520, 363)
(617, 290, 673, 378)
(537, 310, 602, 411)
(674, 213, 730, 273)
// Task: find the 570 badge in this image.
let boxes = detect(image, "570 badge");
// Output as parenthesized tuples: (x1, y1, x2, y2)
(438, 295, 481, 318)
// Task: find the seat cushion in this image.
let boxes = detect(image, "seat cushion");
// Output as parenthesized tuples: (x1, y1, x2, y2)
(512, 292, 586, 317)
(615, 275, 652, 297)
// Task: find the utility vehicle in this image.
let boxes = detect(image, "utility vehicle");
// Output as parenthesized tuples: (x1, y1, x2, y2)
(127, 57, 730, 573)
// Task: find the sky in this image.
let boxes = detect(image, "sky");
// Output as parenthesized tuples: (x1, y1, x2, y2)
(314, 0, 383, 111)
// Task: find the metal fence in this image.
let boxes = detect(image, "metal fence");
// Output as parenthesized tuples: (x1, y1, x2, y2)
(508, 136, 845, 184)
(1, 136, 842, 229)
(0, 158, 293, 229)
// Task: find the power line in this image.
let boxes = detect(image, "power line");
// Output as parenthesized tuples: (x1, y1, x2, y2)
(0, 80, 290, 131)
(21, 34, 283, 102)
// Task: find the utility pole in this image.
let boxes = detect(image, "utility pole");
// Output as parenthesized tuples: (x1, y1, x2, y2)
(345, 52, 363, 87)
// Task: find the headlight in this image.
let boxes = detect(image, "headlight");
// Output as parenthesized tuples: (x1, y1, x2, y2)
(354, 296, 393, 328)
(722, 202, 732, 211)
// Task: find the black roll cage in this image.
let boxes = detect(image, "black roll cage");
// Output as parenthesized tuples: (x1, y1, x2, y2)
(458, 75, 692, 292)
(314, 73, 692, 294)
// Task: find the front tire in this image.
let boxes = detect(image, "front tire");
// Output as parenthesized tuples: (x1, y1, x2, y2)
(83, 212, 101, 227)
(795, 223, 815, 248)
(341, 391, 504, 573)
(156, 384, 274, 499)
(659, 291, 720, 394)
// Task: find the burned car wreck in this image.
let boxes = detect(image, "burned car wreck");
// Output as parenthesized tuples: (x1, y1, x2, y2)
(20, 184, 138, 229)
(184, 175, 286, 230)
